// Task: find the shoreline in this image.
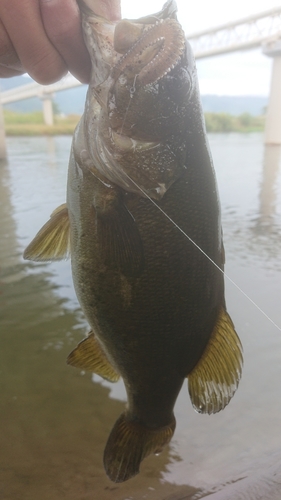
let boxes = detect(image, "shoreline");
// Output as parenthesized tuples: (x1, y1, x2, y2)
(3, 110, 265, 136)
(3, 110, 80, 136)
(5, 124, 77, 136)
(4, 127, 265, 136)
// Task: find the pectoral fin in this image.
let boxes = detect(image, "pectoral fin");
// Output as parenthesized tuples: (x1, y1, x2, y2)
(67, 332, 120, 383)
(23, 203, 70, 261)
(97, 201, 144, 278)
(188, 308, 243, 414)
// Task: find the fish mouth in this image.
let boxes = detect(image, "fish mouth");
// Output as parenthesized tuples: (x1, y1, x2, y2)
(80, 0, 184, 87)
(112, 17, 186, 87)
(81, 0, 191, 200)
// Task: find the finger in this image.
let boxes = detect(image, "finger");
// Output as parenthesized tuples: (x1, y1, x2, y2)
(40, 0, 91, 84)
(0, 0, 68, 84)
(0, 66, 25, 78)
(0, 18, 24, 77)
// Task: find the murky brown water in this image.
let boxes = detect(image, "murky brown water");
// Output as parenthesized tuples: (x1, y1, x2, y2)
(1, 134, 281, 499)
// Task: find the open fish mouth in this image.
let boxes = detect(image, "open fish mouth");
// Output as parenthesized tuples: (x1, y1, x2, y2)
(111, 18, 186, 87)
(78, 0, 195, 200)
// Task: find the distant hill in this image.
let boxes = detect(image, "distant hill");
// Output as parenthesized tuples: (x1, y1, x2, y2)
(201, 94, 267, 116)
(1, 76, 268, 116)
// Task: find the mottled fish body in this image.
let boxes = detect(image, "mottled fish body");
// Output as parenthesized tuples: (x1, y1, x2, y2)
(24, 0, 243, 483)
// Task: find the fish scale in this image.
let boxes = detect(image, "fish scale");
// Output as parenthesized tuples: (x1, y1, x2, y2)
(24, 0, 243, 484)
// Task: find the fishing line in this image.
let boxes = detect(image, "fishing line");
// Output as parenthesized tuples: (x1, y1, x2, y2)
(121, 169, 281, 333)
(120, 75, 138, 136)
(118, 64, 281, 333)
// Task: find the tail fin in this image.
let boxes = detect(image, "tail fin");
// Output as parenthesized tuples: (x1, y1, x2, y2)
(103, 412, 176, 483)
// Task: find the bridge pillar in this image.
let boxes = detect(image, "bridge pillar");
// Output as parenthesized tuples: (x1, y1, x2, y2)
(263, 42, 281, 145)
(41, 94, 54, 126)
(0, 89, 7, 160)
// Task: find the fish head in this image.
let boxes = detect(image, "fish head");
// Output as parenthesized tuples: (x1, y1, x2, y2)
(79, 1, 202, 200)
(96, 2, 196, 143)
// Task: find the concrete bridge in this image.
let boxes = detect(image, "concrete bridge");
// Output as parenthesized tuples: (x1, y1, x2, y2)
(0, 6, 281, 158)
(187, 7, 281, 146)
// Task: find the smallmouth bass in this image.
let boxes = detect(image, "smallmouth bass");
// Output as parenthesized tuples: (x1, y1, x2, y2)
(24, 0, 243, 483)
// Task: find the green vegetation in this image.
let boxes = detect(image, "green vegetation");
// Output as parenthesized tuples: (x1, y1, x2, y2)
(3, 110, 80, 136)
(205, 112, 265, 133)
(3, 109, 265, 136)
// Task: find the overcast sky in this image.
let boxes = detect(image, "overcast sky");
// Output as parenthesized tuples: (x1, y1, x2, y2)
(121, 0, 281, 96)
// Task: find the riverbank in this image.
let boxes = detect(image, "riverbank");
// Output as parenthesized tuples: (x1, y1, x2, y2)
(3, 110, 80, 136)
(3, 110, 265, 135)
(1, 134, 280, 500)
(205, 112, 265, 133)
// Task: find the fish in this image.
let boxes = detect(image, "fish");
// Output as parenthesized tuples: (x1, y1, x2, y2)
(23, 0, 243, 483)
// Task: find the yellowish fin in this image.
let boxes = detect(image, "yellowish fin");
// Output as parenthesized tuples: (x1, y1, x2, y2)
(188, 308, 243, 414)
(103, 412, 176, 483)
(23, 204, 70, 261)
(67, 332, 120, 383)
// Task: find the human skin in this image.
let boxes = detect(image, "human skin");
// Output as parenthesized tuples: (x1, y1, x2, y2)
(0, 0, 121, 84)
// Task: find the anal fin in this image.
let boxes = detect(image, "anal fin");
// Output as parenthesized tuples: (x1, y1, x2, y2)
(188, 308, 243, 414)
(23, 203, 70, 261)
(67, 332, 120, 383)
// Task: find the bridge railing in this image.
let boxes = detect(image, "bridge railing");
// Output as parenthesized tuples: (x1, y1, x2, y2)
(187, 7, 281, 59)
(1, 7, 281, 145)
(1, 75, 83, 105)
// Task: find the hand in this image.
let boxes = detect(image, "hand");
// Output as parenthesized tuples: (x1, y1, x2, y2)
(0, 0, 121, 85)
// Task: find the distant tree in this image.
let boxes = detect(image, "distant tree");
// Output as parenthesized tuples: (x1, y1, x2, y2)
(205, 113, 234, 132)
(52, 100, 60, 116)
(239, 113, 252, 128)
(204, 112, 264, 133)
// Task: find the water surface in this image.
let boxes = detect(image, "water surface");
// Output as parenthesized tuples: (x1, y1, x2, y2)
(1, 134, 281, 499)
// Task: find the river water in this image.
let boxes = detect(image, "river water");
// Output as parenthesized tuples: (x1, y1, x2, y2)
(1, 134, 281, 500)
